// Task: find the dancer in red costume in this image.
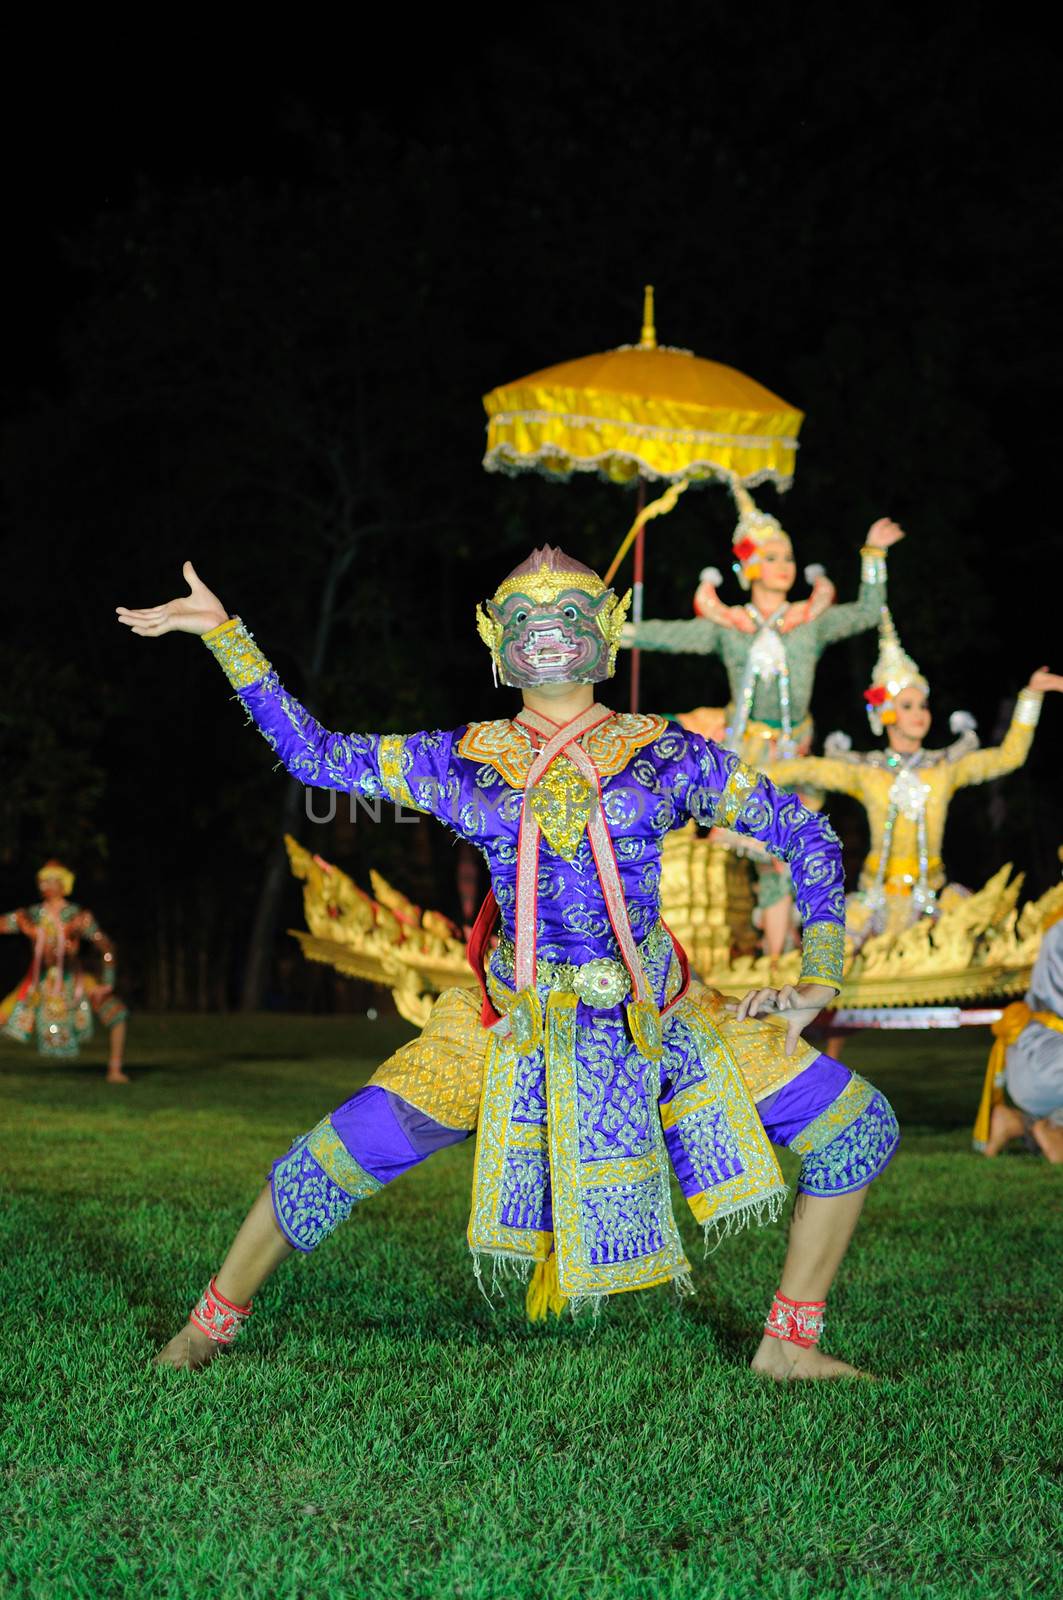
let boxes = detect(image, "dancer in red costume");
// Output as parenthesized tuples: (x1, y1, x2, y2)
(1, 861, 129, 1082)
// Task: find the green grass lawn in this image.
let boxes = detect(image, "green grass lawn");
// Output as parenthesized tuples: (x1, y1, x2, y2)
(1, 1013, 1060, 1599)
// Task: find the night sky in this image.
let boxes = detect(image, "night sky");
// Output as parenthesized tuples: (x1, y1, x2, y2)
(3, 14, 1060, 1007)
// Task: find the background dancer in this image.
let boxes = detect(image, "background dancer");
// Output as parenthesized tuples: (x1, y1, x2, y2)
(765, 610, 1063, 943)
(627, 489, 904, 961)
(977, 909, 1063, 1162)
(0, 861, 129, 1081)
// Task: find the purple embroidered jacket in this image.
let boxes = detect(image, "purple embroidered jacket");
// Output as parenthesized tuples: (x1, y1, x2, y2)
(204, 619, 846, 987)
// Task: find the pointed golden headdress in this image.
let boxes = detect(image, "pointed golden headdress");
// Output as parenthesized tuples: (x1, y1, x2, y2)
(730, 482, 793, 591)
(863, 608, 929, 733)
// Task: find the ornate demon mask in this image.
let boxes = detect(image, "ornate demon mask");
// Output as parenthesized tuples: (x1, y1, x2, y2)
(475, 546, 631, 688)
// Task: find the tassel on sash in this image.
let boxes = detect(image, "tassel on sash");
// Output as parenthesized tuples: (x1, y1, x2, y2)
(526, 1249, 567, 1321)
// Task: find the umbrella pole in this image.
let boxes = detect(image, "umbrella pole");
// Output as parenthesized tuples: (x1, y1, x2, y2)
(629, 477, 647, 712)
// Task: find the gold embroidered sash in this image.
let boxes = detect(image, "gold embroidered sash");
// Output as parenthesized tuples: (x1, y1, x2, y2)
(467, 705, 785, 1305)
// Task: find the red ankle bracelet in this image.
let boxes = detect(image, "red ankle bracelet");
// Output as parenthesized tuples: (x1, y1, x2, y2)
(189, 1277, 253, 1345)
(764, 1291, 825, 1348)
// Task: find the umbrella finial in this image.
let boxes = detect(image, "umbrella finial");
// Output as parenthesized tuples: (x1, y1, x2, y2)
(639, 284, 657, 350)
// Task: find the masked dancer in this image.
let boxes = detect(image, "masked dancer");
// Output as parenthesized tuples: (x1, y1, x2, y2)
(117, 550, 900, 1380)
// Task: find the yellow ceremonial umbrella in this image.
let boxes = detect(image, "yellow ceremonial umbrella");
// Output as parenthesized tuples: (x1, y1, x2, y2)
(482, 288, 803, 707)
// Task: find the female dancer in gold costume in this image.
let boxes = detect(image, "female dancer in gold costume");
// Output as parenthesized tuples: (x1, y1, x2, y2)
(766, 611, 1063, 941)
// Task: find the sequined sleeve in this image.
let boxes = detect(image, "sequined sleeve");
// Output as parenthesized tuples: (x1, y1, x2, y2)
(946, 691, 1041, 792)
(626, 616, 723, 656)
(812, 547, 887, 647)
(201, 618, 466, 828)
(0, 909, 19, 934)
(683, 736, 847, 988)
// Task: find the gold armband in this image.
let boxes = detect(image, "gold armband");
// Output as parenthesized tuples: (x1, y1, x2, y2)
(377, 734, 425, 813)
(202, 617, 271, 691)
(713, 759, 761, 829)
(799, 922, 845, 991)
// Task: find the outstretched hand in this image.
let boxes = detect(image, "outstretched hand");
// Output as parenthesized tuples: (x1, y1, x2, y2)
(865, 517, 905, 549)
(116, 562, 228, 639)
(732, 982, 837, 1055)
(1028, 666, 1063, 694)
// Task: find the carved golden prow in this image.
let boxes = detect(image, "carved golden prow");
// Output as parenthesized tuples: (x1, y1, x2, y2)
(285, 830, 1063, 1020)
(284, 835, 473, 1027)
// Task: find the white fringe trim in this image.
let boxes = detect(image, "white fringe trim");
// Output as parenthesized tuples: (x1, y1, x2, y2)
(470, 1248, 533, 1305)
(470, 1252, 696, 1319)
(565, 1294, 603, 1323)
(701, 1186, 788, 1255)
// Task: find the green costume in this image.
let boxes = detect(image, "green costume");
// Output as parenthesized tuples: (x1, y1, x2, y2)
(629, 545, 888, 916)
(630, 546, 888, 756)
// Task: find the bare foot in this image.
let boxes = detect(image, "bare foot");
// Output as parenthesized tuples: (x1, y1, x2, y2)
(984, 1103, 1024, 1157)
(106, 1066, 130, 1084)
(750, 1332, 870, 1381)
(155, 1320, 222, 1370)
(1031, 1118, 1063, 1164)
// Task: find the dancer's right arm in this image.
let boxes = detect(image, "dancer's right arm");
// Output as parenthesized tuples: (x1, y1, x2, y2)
(116, 562, 466, 828)
(0, 912, 21, 934)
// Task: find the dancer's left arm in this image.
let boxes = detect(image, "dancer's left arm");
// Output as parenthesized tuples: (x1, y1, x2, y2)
(812, 519, 902, 646)
(677, 735, 848, 1048)
(691, 745, 845, 983)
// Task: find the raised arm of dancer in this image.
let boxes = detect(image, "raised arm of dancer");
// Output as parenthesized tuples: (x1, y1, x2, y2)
(946, 672, 1062, 794)
(117, 562, 472, 837)
(812, 519, 901, 645)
